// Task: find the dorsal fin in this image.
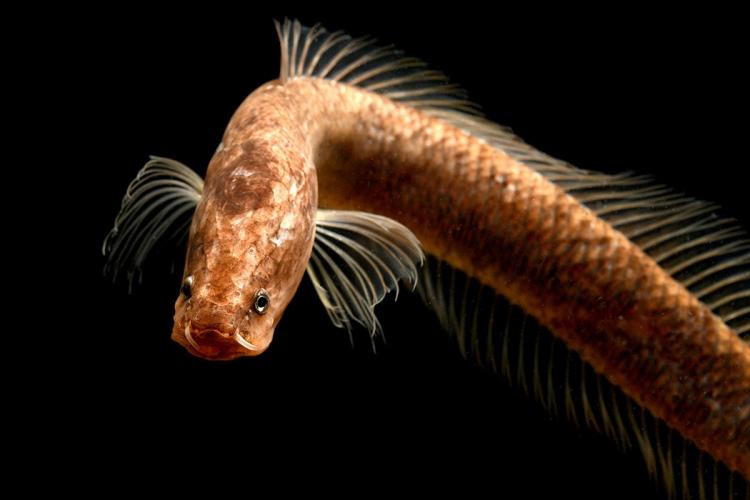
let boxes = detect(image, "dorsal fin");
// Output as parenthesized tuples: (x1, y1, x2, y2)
(275, 18, 480, 116)
(275, 18, 750, 341)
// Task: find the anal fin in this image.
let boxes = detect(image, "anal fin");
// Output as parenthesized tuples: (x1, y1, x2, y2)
(416, 256, 748, 500)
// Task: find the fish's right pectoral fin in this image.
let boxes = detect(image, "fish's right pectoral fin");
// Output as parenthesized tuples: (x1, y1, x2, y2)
(102, 156, 204, 292)
(306, 209, 424, 344)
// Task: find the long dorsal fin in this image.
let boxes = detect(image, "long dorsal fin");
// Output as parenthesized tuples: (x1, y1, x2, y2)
(275, 18, 750, 341)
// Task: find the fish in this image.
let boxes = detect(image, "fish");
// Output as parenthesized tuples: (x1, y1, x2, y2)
(103, 19, 750, 499)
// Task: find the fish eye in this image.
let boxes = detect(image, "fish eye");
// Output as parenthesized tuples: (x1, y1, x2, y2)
(253, 288, 270, 314)
(181, 275, 193, 299)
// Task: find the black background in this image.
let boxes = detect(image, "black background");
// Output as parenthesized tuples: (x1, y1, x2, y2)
(63, 5, 747, 496)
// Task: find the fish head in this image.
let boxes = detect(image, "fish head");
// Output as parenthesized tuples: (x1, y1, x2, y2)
(171, 142, 316, 360)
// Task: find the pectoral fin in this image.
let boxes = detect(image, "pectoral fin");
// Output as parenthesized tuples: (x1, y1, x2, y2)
(306, 209, 424, 340)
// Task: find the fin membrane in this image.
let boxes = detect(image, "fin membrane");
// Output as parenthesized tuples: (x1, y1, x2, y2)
(417, 257, 749, 500)
(306, 209, 424, 341)
(275, 18, 750, 340)
(102, 156, 203, 290)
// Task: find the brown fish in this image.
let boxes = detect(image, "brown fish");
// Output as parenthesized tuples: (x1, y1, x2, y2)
(104, 19, 749, 498)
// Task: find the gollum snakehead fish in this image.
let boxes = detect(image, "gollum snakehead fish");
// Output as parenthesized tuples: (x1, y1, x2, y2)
(103, 19, 750, 498)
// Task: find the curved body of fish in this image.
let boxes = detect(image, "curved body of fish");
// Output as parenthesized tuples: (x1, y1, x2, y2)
(104, 19, 749, 497)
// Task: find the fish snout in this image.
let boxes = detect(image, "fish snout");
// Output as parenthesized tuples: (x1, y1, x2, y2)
(173, 319, 263, 360)
(178, 321, 238, 360)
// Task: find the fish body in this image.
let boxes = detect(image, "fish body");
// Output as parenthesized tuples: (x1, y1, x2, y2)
(104, 19, 750, 497)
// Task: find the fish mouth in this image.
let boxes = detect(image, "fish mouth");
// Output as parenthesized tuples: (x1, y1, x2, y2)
(175, 321, 262, 361)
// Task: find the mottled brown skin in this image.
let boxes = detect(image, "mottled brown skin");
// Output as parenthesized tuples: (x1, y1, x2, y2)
(171, 82, 317, 360)
(173, 77, 750, 476)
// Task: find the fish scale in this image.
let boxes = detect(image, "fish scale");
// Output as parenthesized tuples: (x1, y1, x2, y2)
(104, 19, 750, 497)
(274, 76, 750, 476)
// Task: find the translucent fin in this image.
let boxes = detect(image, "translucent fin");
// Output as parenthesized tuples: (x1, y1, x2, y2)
(275, 18, 750, 341)
(306, 210, 424, 341)
(102, 157, 203, 290)
(416, 257, 748, 500)
(275, 18, 480, 116)
(275, 19, 749, 492)
(428, 117, 750, 333)
(568, 179, 750, 340)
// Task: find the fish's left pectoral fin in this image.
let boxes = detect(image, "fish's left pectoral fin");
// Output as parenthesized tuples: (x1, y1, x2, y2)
(306, 209, 424, 341)
(102, 156, 204, 292)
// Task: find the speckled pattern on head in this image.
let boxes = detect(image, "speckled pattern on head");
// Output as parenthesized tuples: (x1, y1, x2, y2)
(171, 81, 318, 360)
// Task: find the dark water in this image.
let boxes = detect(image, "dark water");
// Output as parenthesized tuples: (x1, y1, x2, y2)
(69, 6, 747, 497)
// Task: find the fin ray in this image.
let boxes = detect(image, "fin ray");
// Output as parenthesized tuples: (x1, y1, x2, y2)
(416, 256, 748, 498)
(102, 157, 203, 289)
(276, 18, 750, 339)
(307, 210, 423, 338)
